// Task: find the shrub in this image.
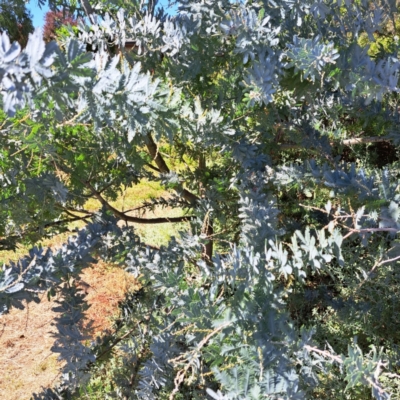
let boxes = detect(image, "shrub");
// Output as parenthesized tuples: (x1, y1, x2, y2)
(1, 0, 400, 398)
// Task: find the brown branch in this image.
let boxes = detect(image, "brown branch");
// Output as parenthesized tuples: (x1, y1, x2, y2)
(119, 198, 191, 215)
(278, 136, 392, 151)
(144, 133, 199, 205)
(53, 146, 212, 257)
(169, 321, 231, 400)
(144, 133, 213, 259)
(62, 206, 93, 215)
(123, 215, 194, 224)
(204, 225, 214, 262)
(97, 181, 117, 195)
(358, 252, 400, 289)
(43, 215, 92, 228)
(83, 180, 194, 224)
(0, 213, 93, 250)
(378, 254, 400, 266)
(201, 210, 213, 262)
(342, 136, 392, 146)
(342, 227, 399, 240)
(144, 133, 170, 174)
(145, 162, 161, 172)
(62, 208, 89, 219)
(304, 345, 343, 363)
(198, 155, 213, 260)
(305, 345, 388, 397)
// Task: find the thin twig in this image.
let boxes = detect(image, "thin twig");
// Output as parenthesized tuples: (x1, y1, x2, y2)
(169, 321, 231, 400)
(305, 345, 388, 396)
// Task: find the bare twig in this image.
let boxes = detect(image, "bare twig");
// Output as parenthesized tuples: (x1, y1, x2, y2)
(82, 180, 195, 224)
(305, 345, 388, 397)
(343, 227, 399, 240)
(279, 136, 392, 151)
(377, 254, 400, 266)
(169, 321, 231, 400)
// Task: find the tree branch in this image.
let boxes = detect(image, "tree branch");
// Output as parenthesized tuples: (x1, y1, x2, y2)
(342, 227, 399, 240)
(144, 133, 199, 205)
(144, 133, 213, 259)
(62, 206, 93, 215)
(0, 214, 92, 251)
(144, 133, 170, 174)
(145, 162, 161, 173)
(305, 345, 388, 397)
(45, 215, 92, 227)
(83, 180, 194, 224)
(342, 136, 392, 146)
(278, 136, 393, 151)
(79, 0, 97, 25)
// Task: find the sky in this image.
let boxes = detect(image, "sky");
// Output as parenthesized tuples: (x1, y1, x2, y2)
(27, 1, 175, 29)
(27, 1, 49, 29)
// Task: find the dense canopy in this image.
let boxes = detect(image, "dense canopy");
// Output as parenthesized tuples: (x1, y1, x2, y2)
(0, 0, 33, 46)
(1, 0, 400, 398)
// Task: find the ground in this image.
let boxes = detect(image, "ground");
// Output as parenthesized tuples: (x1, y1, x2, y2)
(0, 261, 139, 400)
(0, 183, 188, 399)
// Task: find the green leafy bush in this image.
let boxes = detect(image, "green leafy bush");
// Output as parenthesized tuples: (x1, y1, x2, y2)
(1, 0, 400, 399)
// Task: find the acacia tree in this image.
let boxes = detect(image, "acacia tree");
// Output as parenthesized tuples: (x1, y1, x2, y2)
(1, 0, 400, 398)
(0, 0, 33, 46)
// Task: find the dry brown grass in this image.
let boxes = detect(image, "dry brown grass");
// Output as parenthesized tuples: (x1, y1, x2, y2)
(80, 261, 140, 337)
(0, 181, 188, 399)
(0, 262, 139, 400)
(0, 292, 62, 400)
